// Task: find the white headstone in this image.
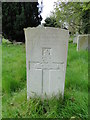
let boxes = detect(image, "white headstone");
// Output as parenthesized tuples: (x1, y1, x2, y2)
(77, 34, 89, 51)
(24, 27, 69, 99)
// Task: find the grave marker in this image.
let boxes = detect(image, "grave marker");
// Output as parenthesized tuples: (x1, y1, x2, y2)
(24, 27, 69, 99)
(77, 34, 89, 51)
(73, 32, 79, 44)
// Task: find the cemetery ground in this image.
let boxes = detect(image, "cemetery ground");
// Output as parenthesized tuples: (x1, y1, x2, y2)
(2, 38, 88, 119)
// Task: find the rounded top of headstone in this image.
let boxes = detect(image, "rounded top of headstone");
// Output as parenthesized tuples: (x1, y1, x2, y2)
(24, 26, 69, 33)
(78, 34, 89, 37)
(37, 24, 44, 28)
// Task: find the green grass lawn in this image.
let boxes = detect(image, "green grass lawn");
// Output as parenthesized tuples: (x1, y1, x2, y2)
(0, 44, 2, 120)
(2, 39, 88, 119)
(0, 44, 2, 90)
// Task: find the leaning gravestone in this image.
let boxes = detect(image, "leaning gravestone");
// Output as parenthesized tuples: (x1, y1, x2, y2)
(24, 27, 69, 99)
(77, 34, 89, 51)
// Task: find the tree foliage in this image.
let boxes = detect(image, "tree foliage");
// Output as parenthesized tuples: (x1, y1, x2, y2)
(43, 16, 60, 28)
(2, 2, 42, 42)
(0, 1, 2, 33)
(54, 1, 90, 34)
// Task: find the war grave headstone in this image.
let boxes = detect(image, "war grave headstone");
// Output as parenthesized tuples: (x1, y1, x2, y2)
(24, 27, 69, 99)
(77, 34, 89, 51)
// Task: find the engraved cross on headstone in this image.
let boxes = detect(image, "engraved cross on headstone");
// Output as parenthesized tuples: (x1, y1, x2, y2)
(29, 47, 64, 94)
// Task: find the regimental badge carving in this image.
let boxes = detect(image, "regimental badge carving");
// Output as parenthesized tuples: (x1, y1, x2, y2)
(42, 48, 51, 56)
(42, 48, 52, 62)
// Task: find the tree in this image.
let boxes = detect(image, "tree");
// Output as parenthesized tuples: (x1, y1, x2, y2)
(54, 1, 90, 34)
(81, 2, 90, 34)
(43, 16, 60, 28)
(2, 2, 42, 42)
(0, 1, 2, 34)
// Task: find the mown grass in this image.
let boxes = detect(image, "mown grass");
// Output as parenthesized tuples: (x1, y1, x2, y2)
(0, 44, 2, 91)
(2, 39, 26, 94)
(0, 44, 2, 120)
(2, 39, 88, 119)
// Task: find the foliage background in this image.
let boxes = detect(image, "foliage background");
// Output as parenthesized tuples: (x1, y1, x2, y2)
(44, 2, 90, 35)
(2, 2, 42, 42)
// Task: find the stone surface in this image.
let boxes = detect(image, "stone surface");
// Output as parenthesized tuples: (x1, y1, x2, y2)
(13, 40, 23, 45)
(77, 34, 89, 51)
(24, 27, 69, 99)
(73, 32, 79, 44)
(73, 36, 77, 44)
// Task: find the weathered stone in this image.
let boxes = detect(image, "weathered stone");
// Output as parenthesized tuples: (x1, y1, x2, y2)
(77, 34, 89, 51)
(13, 40, 23, 45)
(73, 32, 79, 44)
(73, 36, 77, 44)
(24, 27, 69, 99)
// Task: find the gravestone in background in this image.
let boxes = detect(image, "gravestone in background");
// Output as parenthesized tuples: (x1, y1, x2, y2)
(73, 32, 79, 44)
(24, 27, 69, 99)
(77, 34, 89, 51)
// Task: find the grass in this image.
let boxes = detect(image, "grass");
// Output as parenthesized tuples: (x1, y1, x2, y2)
(2, 39, 26, 94)
(0, 44, 2, 120)
(2, 38, 88, 119)
(0, 44, 2, 91)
